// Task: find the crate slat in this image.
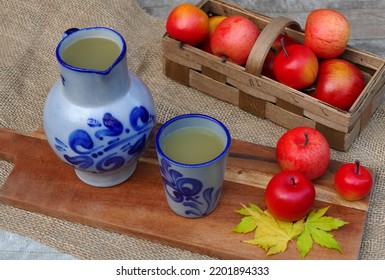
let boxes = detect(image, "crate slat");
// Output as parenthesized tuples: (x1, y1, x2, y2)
(189, 70, 240, 105)
(265, 103, 315, 129)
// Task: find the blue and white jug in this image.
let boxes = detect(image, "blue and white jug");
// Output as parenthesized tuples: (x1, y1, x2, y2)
(43, 27, 156, 187)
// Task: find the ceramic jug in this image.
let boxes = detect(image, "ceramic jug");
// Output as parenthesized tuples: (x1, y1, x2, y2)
(43, 27, 156, 187)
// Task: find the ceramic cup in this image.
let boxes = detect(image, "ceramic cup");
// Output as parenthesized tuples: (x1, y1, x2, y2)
(155, 114, 231, 218)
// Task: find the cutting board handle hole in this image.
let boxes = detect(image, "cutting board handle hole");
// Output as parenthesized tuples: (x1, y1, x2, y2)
(0, 160, 14, 190)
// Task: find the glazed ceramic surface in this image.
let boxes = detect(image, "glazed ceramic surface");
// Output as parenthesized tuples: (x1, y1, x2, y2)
(155, 114, 231, 218)
(43, 27, 156, 187)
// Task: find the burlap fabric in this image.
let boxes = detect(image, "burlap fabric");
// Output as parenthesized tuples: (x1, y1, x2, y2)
(1, 0, 384, 259)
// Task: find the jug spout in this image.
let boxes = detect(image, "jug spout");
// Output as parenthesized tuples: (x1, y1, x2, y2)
(56, 27, 130, 107)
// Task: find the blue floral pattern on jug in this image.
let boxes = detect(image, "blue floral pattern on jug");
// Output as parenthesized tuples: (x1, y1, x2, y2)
(159, 158, 221, 217)
(54, 105, 155, 173)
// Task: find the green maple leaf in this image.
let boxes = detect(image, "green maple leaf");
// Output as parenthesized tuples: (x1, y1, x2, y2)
(297, 207, 348, 259)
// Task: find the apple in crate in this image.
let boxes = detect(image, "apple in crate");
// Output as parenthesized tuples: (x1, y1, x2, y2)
(312, 58, 365, 111)
(273, 43, 319, 90)
(262, 34, 296, 80)
(201, 15, 227, 54)
(210, 15, 260, 66)
(276, 126, 330, 180)
(166, 3, 209, 46)
(304, 8, 350, 59)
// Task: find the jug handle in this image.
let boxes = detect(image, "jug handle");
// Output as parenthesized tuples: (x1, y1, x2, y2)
(63, 28, 79, 37)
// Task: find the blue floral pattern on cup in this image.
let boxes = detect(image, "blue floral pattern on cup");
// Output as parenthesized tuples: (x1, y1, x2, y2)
(159, 158, 222, 217)
(53, 105, 155, 173)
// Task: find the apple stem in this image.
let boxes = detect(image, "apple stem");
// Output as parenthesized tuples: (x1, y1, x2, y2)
(221, 55, 229, 63)
(290, 176, 296, 186)
(304, 132, 309, 146)
(280, 37, 289, 57)
(303, 85, 316, 94)
(355, 160, 361, 175)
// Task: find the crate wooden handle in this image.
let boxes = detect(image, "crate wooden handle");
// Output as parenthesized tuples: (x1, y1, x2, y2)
(245, 16, 302, 77)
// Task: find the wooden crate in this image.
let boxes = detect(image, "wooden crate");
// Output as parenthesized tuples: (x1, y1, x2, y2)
(162, 0, 385, 151)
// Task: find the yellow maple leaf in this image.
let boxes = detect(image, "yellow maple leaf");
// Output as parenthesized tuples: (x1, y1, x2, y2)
(234, 204, 347, 258)
(242, 205, 304, 255)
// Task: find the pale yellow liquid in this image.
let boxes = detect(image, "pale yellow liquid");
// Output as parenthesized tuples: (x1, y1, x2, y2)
(62, 37, 121, 71)
(162, 127, 225, 164)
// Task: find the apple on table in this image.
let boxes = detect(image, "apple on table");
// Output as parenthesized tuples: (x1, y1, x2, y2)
(334, 160, 373, 201)
(265, 170, 316, 222)
(275, 126, 330, 181)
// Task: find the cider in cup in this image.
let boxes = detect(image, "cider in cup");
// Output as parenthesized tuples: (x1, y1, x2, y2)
(161, 126, 224, 164)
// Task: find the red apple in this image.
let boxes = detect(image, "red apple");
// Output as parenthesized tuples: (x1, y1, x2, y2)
(304, 8, 350, 59)
(201, 15, 227, 53)
(166, 3, 209, 46)
(265, 170, 316, 222)
(312, 58, 365, 111)
(210, 15, 260, 66)
(334, 160, 373, 201)
(273, 43, 319, 90)
(262, 34, 296, 80)
(276, 126, 330, 180)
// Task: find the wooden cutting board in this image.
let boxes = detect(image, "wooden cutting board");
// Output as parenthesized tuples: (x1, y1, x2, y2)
(0, 126, 372, 259)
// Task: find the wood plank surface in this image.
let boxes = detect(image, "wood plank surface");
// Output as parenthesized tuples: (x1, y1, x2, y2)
(0, 127, 371, 259)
